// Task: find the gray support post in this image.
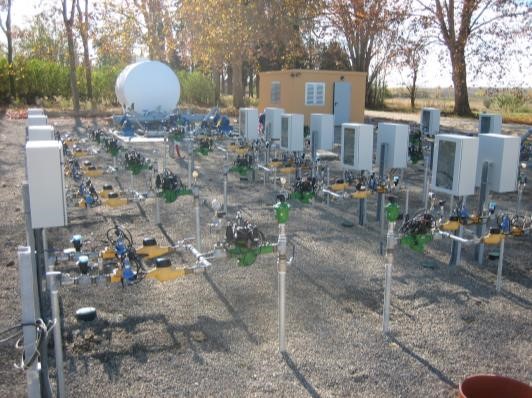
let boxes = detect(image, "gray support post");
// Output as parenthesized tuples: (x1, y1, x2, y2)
(188, 140, 193, 188)
(376, 143, 386, 222)
(517, 182, 523, 215)
(155, 196, 161, 225)
(475, 162, 489, 265)
(449, 196, 466, 266)
(404, 189, 410, 220)
(277, 223, 287, 353)
(223, 167, 228, 215)
(359, 198, 366, 226)
(326, 166, 330, 206)
(382, 221, 396, 335)
(47, 271, 65, 398)
(495, 238, 505, 292)
(18, 246, 42, 398)
(383, 263, 392, 334)
(194, 188, 201, 252)
(423, 153, 430, 212)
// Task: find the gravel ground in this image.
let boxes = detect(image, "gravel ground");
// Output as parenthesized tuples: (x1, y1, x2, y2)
(0, 112, 531, 397)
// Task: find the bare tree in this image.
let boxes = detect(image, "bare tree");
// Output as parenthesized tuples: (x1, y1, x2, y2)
(416, 0, 531, 116)
(398, 22, 429, 110)
(326, 0, 408, 107)
(62, 0, 80, 113)
(76, 0, 93, 107)
(0, 0, 15, 100)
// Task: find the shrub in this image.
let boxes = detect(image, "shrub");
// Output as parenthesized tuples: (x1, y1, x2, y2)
(176, 70, 214, 107)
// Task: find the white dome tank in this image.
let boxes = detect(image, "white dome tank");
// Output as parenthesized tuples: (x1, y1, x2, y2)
(115, 60, 180, 114)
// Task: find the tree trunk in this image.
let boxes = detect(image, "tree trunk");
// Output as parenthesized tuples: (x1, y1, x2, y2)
(6, 0, 14, 101)
(227, 65, 233, 95)
(65, 24, 80, 113)
(256, 73, 260, 98)
(450, 46, 472, 116)
(242, 62, 247, 98)
(248, 69, 254, 98)
(232, 57, 244, 108)
(410, 69, 417, 110)
(77, 0, 93, 108)
(213, 68, 220, 106)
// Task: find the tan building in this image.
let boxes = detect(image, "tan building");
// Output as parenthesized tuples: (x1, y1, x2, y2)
(258, 69, 367, 126)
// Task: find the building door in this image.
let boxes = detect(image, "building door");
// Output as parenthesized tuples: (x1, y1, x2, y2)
(333, 81, 351, 126)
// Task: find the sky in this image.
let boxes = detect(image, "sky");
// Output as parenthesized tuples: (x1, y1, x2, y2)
(7, 0, 532, 88)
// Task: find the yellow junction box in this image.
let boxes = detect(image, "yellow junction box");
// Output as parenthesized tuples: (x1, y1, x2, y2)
(483, 233, 504, 246)
(73, 151, 89, 158)
(145, 266, 189, 282)
(268, 161, 283, 169)
(85, 169, 103, 177)
(330, 183, 348, 192)
(279, 167, 296, 175)
(351, 190, 370, 199)
(441, 220, 461, 232)
(103, 197, 128, 208)
(136, 245, 174, 260)
(100, 247, 116, 260)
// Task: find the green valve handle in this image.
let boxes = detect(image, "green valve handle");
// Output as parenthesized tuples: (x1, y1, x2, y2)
(274, 201, 290, 224)
(385, 201, 400, 222)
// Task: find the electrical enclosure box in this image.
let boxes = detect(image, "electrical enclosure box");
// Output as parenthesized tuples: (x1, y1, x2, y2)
(476, 134, 520, 193)
(310, 113, 334, 153)
(280, 113, 304, 152)
(431, 134, 478, 196)
(28, 126, 55, 141)
(27, 108, 45, 116)
(479, 113, 502, 134)
(26, 141, 68, 228)
(239, 108, 259, 142)
(26, 115, 48, 127)
(420, 108, 440, 136)
(265, 107, 284, 142)
(341, 123, 374, 172)
(376, 123, 409, 170)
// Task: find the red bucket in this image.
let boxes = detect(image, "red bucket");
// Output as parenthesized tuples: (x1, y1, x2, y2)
(459, 375, 531, 398)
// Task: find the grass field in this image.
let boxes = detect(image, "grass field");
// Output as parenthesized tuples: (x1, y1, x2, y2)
(385, 87, 532, 125)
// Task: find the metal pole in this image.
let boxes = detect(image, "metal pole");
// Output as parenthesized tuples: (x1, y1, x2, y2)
(377, 143, 386, 222)
(18, 246, 42, 398)
(277, 223, 287, 353)
(188, 141, 193, 188)
(326, 166, 330, 206)
(155, 196, 161, 225)
(47, 271, 65, 398)
(382, 220, 395, 335)
(383, 262, 392, 334)
(194, 188, 201, 252)
(223, 169, 228, 215)
(517, 184, 523, 215)
(475, 162, 489, 265)
(379, 196, 386, 256)
(404, 189, 410, 220)
(449, 196, 466, 266)
(423, 153, 430, 212)
(495, 238, 505, 293)
(163, 132, 168, 170)
(359, 198, 366, 226)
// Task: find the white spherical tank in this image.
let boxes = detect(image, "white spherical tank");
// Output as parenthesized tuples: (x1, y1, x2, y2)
(115, 60, 180, 113)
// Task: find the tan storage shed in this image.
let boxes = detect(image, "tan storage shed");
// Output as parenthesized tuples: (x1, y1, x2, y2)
(258, 69, 367, 126)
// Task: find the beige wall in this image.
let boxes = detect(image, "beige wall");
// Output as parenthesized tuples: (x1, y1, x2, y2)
(258, 69, 367, 125)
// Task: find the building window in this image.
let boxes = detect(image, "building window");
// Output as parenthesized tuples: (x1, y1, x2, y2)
(271, 81, 280, 103)
(305, 82, 325, 106)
